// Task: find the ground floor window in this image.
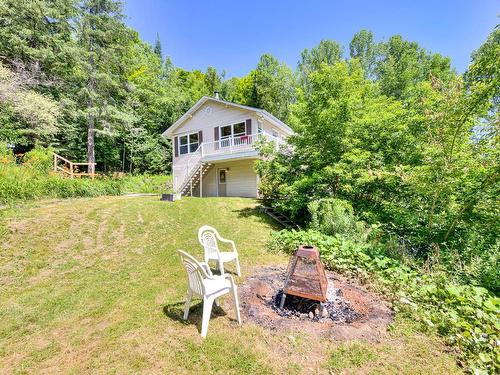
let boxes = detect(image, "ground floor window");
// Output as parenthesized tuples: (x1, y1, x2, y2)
(179, 132, 199, 155)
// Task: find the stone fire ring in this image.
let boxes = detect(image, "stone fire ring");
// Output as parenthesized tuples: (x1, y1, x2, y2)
(239, 266, 393, 341)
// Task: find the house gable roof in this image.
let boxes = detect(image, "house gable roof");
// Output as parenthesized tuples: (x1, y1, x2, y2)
(162, 96, 293, 137)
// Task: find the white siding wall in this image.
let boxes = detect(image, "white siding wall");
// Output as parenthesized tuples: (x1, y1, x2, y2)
(202, 165, 217, 197)
(201, 159, 258, 198)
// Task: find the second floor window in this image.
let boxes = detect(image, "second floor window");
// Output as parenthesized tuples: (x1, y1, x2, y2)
(220, 122, 246, 140)
(179, 132, 199, 155)
(219, 122, 246, 147)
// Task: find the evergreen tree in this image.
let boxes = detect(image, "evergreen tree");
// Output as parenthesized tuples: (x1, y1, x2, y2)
(154, 32, 162, 59)
(76, 0, 131, 172)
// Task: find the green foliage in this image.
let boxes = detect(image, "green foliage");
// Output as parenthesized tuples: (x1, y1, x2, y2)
(375, 35, 453, 99)
(268, 229, 500, 373)
(298, 39, 343, 88)
(308, 198, 367, 241)
(22, 146, 54, 175)
(0, 63, 60, 145)
(349, 29, 377, 77)
(234, 54, 296, 121)
(257, 27, 499, 297)
(0, 142, 15, 165)
(120, 174, 172, 194)
(0, 163, 123, 204)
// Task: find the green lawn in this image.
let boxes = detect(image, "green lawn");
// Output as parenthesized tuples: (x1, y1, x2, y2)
(0, 196, 462, 374)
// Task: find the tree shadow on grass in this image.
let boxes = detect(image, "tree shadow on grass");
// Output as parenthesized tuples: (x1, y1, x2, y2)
(163, 300, 228, 332)
(232, 206, 283, 230)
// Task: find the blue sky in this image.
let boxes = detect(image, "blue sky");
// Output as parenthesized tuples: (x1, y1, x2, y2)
(124, 0, 499, 77)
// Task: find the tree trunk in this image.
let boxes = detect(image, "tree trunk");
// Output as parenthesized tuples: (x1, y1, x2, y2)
(86, 4, 97, 175)
(86, 66, 96, 174)
(86, 101, 95, 175)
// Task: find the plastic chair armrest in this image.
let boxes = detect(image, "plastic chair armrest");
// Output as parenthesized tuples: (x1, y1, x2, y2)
(199, 262, 213, 277)
(218, 237, 237, 253)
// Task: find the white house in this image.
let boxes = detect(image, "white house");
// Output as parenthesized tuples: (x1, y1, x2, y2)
(162, 95, 293, 198)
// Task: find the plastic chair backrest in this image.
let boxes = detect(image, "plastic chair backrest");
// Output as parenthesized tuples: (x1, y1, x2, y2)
(198, 226, 219, 259)
(178, 250, 205, 295)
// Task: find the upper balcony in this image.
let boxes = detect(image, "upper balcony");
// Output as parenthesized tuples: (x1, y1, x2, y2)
(199, 131, 283, 162)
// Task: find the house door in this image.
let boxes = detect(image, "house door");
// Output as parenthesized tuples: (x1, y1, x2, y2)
(217, 168, 227, 197)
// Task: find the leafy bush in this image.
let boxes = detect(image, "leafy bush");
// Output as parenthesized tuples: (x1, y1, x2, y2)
(0, 142, 15, 165)
(268, 229, 500, 373)
(22, 146, 54, 174)
(308, 198, 369, 241)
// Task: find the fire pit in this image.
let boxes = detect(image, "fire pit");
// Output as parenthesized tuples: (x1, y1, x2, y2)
(238, 266, 394, 341)
(279, 245, 328, 310)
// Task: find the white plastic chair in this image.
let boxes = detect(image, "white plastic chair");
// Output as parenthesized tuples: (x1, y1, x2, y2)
(178, 250, 241, 338)
(198, 225, 241, 276)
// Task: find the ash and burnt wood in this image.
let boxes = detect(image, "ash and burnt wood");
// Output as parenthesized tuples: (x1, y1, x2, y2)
(280, 245, 328, 307)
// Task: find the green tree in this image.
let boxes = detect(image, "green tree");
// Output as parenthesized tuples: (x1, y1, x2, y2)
(76, 0, 131, 173)
(349, 29, 376, 77)
(239, 54, 295, 120)
(204, 66, 222, 95)
(375, 35, 453, 99)
(299, 39, 343, 77)
(154, 32, 162, 59)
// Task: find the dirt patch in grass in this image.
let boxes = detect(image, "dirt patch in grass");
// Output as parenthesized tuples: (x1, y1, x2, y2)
(239, 266, 393, 341)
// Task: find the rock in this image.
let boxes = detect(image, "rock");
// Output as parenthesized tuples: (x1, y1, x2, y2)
(308, 312, 314, 319)
(248, 307, 257, 317)
(322, 308, 329, 318)
(314, 307, 320, 316)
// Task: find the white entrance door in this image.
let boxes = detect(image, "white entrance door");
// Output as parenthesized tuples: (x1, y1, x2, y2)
(217, 168, 227, 197)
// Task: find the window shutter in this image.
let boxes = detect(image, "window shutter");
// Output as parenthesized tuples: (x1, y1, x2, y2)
(245, 119, 252, 135)
(174, 136, 179, 157)
(214, 127, 219, 150)
(198, 130, 203, 144)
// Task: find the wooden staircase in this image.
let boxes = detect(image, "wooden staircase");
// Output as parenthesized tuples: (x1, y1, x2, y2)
(179, 162, 212, 196)
(260, 206, 300, 229)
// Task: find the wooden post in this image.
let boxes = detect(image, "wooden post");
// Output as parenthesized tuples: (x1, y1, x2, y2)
(70, 162, 74, 178)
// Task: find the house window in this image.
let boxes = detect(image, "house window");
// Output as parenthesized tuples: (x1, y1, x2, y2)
(220, 121, 246, 140)
(178, 132, 199, 155)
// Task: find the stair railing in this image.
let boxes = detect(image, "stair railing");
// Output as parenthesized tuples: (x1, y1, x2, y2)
(178, 145, 203, 193)
(53, 153, 96, 179)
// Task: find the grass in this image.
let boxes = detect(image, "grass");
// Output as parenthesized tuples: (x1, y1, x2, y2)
(0, 163, 123, 205)
(120, 174, 172, 194)
(0, 196, 463, 374)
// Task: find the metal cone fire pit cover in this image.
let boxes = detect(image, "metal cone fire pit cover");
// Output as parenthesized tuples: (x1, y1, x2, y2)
(280, 245, 328, 307)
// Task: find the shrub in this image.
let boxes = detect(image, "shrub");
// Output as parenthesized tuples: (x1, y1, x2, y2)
(268, 229, 500, 374)
(308, 198, 368, 241)
(0, 142, 15, 165)
(22, 146, 54, 174)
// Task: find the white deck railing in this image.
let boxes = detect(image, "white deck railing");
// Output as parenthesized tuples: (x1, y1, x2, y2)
(201, 131, 282, 157)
